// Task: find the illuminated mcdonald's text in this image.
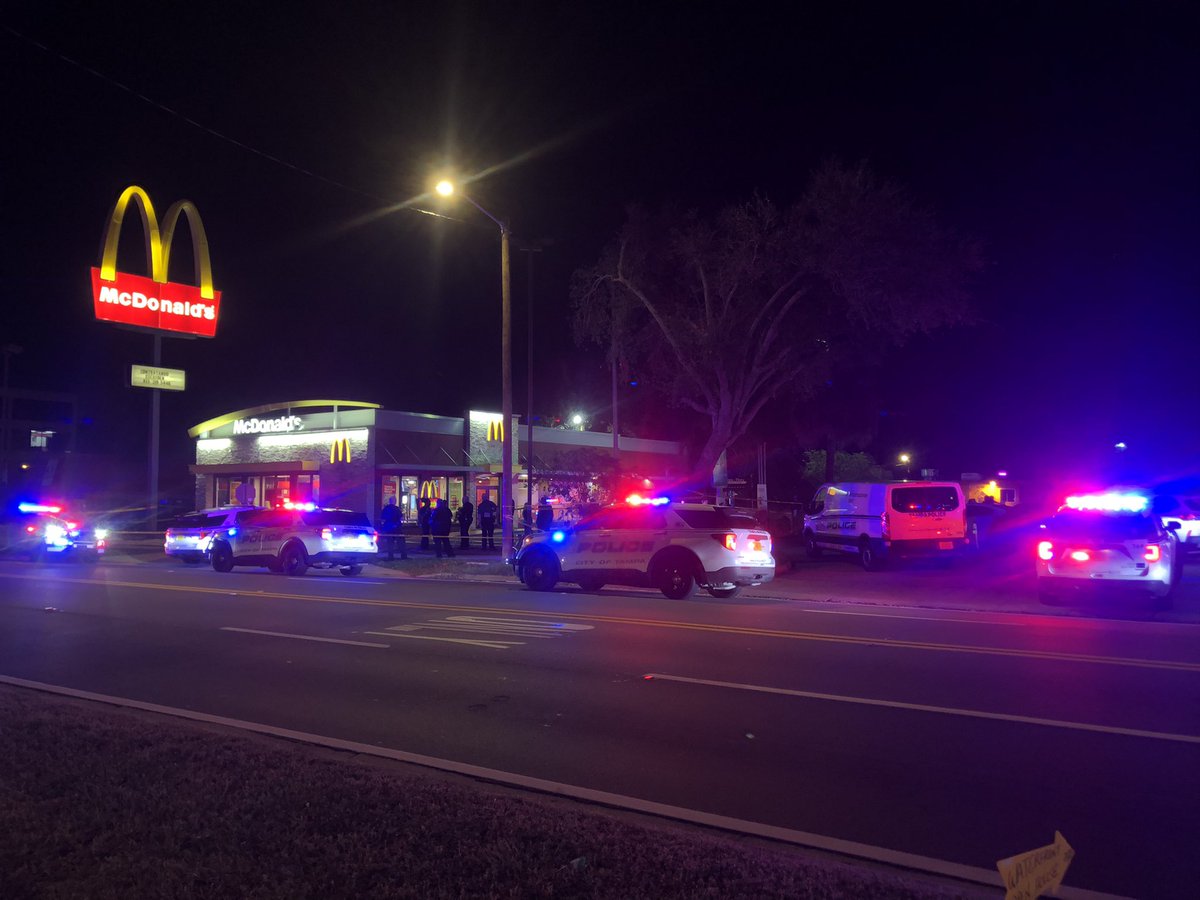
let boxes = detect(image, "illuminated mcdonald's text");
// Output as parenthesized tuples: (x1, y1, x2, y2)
(90, 185, 222, 338)
(487, 420, 504, 442)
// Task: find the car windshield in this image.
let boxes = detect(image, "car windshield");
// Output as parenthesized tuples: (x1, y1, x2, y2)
(891, 487, 959, 513)
(301, 510, 372, 527)
(1047, 511, 1158, 541)
(674, 508, 760, 530)
(172, 513, 213, 529)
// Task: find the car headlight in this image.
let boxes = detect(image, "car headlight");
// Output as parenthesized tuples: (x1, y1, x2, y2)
(94, 528, 109, 540)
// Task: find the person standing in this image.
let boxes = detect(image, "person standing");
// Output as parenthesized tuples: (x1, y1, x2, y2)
(431, 498, 455, 558)
(378, 496, 407, 561)
(521, 500, 533, 539)
(417, 497, 432, 551)
(456, 496, 474, 549)
(477, 494, 498, 550)
(536, 496, 554, 532)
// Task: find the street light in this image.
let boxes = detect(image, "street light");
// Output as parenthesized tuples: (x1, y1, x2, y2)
(435, 179, 514, 555)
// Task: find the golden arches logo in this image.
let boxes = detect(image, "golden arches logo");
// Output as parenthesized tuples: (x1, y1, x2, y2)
(330, 437, 352, 464)
(99, 185, 216, 299)
(419, 481, 442, 499)
(486, 420, 504, 442)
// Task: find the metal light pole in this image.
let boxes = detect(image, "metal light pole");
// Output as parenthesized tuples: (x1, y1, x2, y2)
(435, 181, 514, 554)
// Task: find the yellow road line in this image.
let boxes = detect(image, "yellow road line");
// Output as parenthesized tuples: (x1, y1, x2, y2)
(4, 572, 1200, 672)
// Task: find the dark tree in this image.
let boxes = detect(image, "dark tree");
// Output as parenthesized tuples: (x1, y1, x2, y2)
(572, 160, 981, 485)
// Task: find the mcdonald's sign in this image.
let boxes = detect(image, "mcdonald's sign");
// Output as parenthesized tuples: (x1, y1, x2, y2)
(90, 185, 222, 338)
(330, 437, 352, 463)
(487, 419, 504, 442)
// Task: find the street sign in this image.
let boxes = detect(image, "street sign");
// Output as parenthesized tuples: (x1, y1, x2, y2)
(996, 831, 1074, 900)
(130, 364, 186, 391)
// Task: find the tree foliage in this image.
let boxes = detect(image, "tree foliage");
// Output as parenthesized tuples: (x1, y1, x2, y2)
(571, 160, 981, 484)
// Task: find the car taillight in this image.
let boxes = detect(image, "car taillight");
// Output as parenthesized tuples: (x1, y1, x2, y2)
(321, 527, 334, 541)
(1069, 550, 1090, 562)
(25, 525, 36, 534)
(1144, 544, 1162, 563)
(748, 533, 771, 553)
(713, 533, 737, 551)
(1037, 540, 1054, 561)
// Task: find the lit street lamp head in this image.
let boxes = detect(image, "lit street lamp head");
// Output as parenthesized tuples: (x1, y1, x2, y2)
(434, 180, 454, 197)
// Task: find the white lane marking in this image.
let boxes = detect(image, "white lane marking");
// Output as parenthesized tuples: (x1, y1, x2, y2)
(220, 627, 389, 649)
(444, 615, 594, 635)
(646, 672, 1200, 746)
(0, 675, 1127, 900)
(361, 630, 519, 649)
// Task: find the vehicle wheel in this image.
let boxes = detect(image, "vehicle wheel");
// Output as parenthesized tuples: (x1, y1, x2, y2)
(522, 551, 559, 591)
(707, 585, 741, 599)
(577, 576, 605, 593)
(339, 564, 363, 577)
(804, 531, 822, 559)
(859, 538, 884, 572)
(1037, 578, 1061, 606)
(279, 542, 308, 576)
(655, 553, 698, 599)
(210, 542, 234, 573)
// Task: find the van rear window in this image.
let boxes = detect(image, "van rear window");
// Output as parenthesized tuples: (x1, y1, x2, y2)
(891, 487, 959, 513)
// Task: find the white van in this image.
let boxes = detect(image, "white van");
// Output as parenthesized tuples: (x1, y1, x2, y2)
(803, 482, 969, 570)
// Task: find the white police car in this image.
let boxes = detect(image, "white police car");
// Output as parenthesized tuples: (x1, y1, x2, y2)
(1036, 492, 1181, 609)
(164, 505, 261, 564)
(511, 496, 775, 599)
(0, 501, 107, 561)
(208, 502, 378, 576)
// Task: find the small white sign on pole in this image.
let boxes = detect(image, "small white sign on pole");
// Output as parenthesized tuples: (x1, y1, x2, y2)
(131, 364, 186, 391)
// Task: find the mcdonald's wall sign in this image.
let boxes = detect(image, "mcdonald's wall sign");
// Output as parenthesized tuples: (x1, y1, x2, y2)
(329, 437, 352, 464)
(90, 185, 222, 338)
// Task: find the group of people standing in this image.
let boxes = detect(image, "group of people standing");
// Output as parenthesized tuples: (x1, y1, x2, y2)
(377, 494, 558, 559)
(379, 494, 502, 559)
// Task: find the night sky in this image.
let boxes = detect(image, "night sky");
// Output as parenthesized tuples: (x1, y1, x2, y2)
(3, 1, 1197, 496)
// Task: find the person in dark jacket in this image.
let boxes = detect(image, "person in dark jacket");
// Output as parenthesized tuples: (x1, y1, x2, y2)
(521, 500, 533, 538)
(477, 495, 498, 550)
(378, 496, 407, 560)
(536, 496, 554, 531)
(417, 497, 432, 551)
(456, 497, 474, 549)
(431, 498, 455, 558)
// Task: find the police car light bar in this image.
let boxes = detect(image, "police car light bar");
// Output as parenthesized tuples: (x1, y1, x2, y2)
(282, 501, 317, 511)
(18, 502, 62, 514)
(1063, 493, 1148, 513)
(626, 494, 669, 506)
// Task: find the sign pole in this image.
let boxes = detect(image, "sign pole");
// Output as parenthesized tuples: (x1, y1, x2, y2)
(148, 334, 161, 532)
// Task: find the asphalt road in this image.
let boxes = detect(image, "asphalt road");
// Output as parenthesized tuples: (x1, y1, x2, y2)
(1, 558, 1197, 898)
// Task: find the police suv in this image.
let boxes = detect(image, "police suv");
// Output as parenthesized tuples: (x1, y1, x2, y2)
(209, 503, 378, 576)
(511, 497, 775, 599)
(1037, 492, 1181, 609)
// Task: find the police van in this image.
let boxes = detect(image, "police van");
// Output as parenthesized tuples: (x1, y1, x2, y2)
(803, 481, 969, 570)
(511, 496, 775, 599)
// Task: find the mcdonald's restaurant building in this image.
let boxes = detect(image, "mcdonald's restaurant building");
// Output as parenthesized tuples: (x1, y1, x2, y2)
(188, 400, 685, 526)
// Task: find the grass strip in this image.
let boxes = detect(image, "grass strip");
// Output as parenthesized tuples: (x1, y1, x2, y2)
(0, 686, 987, 899)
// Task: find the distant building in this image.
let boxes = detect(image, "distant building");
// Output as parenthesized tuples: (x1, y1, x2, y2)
(188, 400, 685, 521)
